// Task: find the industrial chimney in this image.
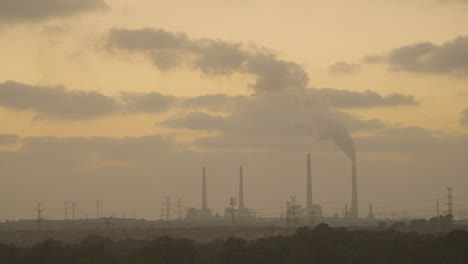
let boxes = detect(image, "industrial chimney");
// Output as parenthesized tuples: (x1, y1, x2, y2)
(350, 162, 359, 218)
(306, 153, 312, 209)
(202, 166, 207, 211)
(239, 166, 244, 210)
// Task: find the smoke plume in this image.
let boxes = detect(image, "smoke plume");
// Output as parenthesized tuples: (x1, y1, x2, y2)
(107, 27, 357, 159)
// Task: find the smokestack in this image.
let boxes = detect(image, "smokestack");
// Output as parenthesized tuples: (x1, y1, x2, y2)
(351, 162, 359, 218)
(306, 153, 312, 208)
(239, 166, 244, 210)
(202, 166, 207, 211)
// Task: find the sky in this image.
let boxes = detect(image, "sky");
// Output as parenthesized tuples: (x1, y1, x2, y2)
(1, 0, 468, 221)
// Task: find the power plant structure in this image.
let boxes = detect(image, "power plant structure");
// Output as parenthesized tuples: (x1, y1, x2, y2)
(17, 152, 463, 232)
(349, 162, 359, 218)
(223, 166, 255, 224)
(182, 153, 366, 226)
(303, 153, 323, 220)
(184, 167, 215, 222)
(284, 153, 323, 225)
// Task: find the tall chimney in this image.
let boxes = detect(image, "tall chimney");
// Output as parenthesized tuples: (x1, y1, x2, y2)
(306, 153, 312, 208)
(351, 162, 359, 218)
(202, 166, 207, 211)
(239, 166, 244, 210)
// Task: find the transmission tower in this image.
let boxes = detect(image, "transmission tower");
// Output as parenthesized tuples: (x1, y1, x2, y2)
(177, 198, 182, 222)
(35, 202, 45, 231)
(447, 188, 453, 216)
(161, 196, 172, 222)
(230, 197, 237, 227)
(64, 201, 70, 220)
(96, 200, 101, 219)
(71, 202, 77, 220)
(290, 196, 298, 227)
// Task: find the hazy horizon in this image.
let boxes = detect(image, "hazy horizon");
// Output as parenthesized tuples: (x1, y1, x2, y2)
(1, 0, 468, 221)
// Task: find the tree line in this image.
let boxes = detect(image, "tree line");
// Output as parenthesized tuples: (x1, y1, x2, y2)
(1, 223, 468, 263)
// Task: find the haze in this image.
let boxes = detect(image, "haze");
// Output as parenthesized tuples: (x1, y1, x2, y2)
(1, 0, 468, 221)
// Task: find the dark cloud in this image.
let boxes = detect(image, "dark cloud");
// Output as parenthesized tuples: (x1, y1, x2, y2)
(163, 112, 225, 131)
(460, 108, 468, 125)
(246, 53, 308, 93)
(0, 81, 119, 120)
(107, 28, 190, 51)
(0, 134, 18, 146)
(121, 92, 176, 113)
(183, 94, 245, 112)
(328, 61, 361, 75)
(314, 88, 419, 108)
(106, 28, 309, 93)
(193, 40, 248, 75)
(0, 0, 109, 23)
(364, 36, 468, 75)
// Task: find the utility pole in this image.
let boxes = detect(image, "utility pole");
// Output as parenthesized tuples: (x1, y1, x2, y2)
(161, 196, 172, 222)
(230, 197, 236, 228)
(71, 202, 77, 220)
(290, 196, 297, 227)
(96, 200, 101, 219)
(177, 198, 182, 223)
(36, 202, 45, 231)
(64, 201, 70, 220)
(447, 188, 453, 216)
(437, 200, 440, 216)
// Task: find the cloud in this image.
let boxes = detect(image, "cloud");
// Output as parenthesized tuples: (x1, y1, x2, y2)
(183, 94, 245, 112)
(328, 61, 361, 75)
(246, 53, 308, 93)
(183, 88, 418, 111)
(0, 81, 119, 120)
(107, 28, 422, 161)
(186, 91, 369, 160)
(314, 88, 419, 108)
(364, 35, 468, 75)
(460, 108, 468, 125)
(437, 0, 468, 4)
(106, 28, 308, 93)
(0, 0, 109, 23)
(0, 134, 18, 146)
(121, 92, 176, 113)
(355, 126, 465, 153)
(163, 112, 225, 131)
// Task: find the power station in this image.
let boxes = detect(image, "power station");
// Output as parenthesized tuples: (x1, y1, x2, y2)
(182, 153, 359, 226)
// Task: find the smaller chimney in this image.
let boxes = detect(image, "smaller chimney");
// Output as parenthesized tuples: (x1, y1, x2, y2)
(239, 166, 244, 210)
(306, 153, 312, 209)
(202, 166, 207, 210)
(367, 203, 375, 219)
(350, 162, 359, 218)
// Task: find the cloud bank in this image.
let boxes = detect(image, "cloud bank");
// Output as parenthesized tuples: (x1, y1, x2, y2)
(0, 0, 109, 23)
(0, 81, 119, 120)
(0, 134, 18, 146)
(460, 108, 468, 125)
(328, 61, 361, 75)
(365, 35, 468, 75)
(107, 28, 308, 94)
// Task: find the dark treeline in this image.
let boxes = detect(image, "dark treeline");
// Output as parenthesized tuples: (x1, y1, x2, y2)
(1, 223, 468, 264)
